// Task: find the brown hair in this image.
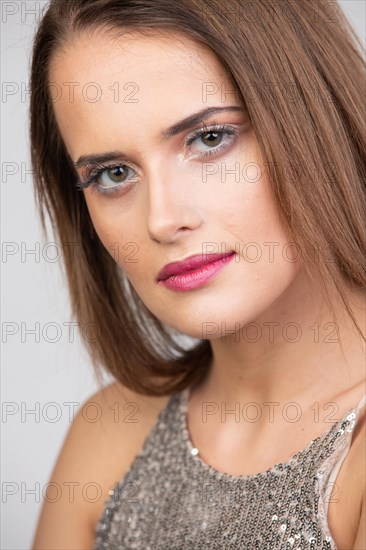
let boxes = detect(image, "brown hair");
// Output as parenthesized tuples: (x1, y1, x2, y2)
(29, 0, 365, 396)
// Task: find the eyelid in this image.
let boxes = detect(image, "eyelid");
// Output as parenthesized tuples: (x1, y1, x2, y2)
(184, 120, 235, 142)
(76, 159, 139, 190)
(75, 121, 244, 192)
(184, 122, 238, 150)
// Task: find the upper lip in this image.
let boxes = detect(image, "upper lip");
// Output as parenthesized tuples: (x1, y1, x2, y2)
(157, 251, 235, 281)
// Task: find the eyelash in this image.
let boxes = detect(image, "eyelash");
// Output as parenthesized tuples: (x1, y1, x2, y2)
(75, 122, 239, 197)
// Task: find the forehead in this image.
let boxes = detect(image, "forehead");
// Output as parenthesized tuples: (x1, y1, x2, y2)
(49, 28, 233, 101)
(51, 27, 224, 75)
(49, 29, 240, 158)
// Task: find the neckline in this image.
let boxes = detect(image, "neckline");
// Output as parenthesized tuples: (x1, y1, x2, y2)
(178, 386, 363, 482)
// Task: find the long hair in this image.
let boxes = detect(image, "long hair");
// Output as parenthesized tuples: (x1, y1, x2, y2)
(29, 0, 366, 396)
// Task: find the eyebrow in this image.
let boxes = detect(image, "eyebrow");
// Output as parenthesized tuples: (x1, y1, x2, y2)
(161, 105, 244, 138)
(74, 106, 244, 169)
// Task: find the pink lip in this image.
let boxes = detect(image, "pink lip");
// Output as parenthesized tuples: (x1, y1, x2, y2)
(157, 251, 236, 291)
(157, 251, 235, 280)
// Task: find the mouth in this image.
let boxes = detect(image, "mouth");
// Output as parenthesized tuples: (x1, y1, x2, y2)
(156, 251, 236, 285)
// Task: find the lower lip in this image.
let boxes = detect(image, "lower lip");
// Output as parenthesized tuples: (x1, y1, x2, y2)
(157, 253, 236, 291)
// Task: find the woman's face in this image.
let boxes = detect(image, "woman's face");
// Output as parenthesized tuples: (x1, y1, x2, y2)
(50, 29, 301, 339)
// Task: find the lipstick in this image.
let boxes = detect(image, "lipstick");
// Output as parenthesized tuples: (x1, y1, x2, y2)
(157, 252, 235, 291)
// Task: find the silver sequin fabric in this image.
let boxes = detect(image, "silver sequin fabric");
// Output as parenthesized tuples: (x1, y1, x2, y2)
(93, 388, 364, 550)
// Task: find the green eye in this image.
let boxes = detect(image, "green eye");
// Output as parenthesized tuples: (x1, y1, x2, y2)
(101, 166, 129, 184)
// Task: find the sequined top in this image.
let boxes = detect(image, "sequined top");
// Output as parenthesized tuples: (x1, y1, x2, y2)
(93, 388, 366, 550)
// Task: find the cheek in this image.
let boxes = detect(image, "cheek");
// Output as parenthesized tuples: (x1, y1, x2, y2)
(84, 197, 156, 291)
(85, 198, 115, 247)
(199, 141, 274, 235)
(209, 171, 298, 285)
(84, 194, 143, 270)
(212, 168, 287, 245)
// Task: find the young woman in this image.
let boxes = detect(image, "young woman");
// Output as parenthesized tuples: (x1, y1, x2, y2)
(30, 1, 365, 548)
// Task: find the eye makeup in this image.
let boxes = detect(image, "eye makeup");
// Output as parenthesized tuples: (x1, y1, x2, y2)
(74, 120, 244, 197)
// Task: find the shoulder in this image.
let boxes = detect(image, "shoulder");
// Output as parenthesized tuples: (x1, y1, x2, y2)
(352, 409, 366, 548)
(325, 399, 365, 549)
(76, 381, 172, 532)
(353, 490, 366, 549)
(353, 403, 366, 500)
(32, 381, 171, 549)
(348, 403, 366, 547)
(78, 379, 171, 427)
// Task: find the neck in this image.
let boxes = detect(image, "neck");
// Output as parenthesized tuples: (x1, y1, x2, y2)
(200, 271, 365, 407)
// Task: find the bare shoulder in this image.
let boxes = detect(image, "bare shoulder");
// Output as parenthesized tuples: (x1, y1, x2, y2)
(32, 380, 171, 549)
(342, 403, 366, 547)
(353, 490, 366, 549)
(351, 404, 366, 516)
(83, 381, 172, 529)
(327, 400, 366, 549)
(349, 406, 366, 549)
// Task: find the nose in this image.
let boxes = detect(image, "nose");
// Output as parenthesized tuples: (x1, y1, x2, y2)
(145, 168, 202, 244)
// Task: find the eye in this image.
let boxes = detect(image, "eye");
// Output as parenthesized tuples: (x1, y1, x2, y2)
(75, 162, 138, 197)
(184, 123, 239, 158)
(99, 165, 129, 186)
(199, 130, 223, 148)
(75, 122, 241, 197)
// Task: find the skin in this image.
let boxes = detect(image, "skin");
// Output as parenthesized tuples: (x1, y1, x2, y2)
(47, 27, 366, 548)
(50, 28, 365, 439)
